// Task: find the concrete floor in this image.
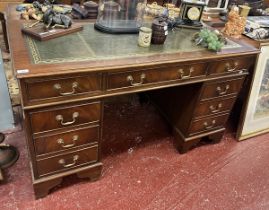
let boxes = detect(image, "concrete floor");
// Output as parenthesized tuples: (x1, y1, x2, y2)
(1, 98, 269, 210)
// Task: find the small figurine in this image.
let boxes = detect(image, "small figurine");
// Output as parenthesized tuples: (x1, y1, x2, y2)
(20, 0, 50, 21)
(20, 5, 43, 20)
(223, 6, 246, 38)
(20, 0, 72, 29)
(42, 0, 72, 29)
(43, 7, 72, 29)
(23, 0, 72, 29)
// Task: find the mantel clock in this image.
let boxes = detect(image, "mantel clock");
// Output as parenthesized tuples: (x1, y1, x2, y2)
(178, 0, 207, 29)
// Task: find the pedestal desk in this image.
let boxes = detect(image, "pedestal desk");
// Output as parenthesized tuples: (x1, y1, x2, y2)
(7, 13, 259, 198)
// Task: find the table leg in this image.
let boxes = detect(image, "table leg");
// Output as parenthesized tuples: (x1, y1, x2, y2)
(173, 128, 201, 154)
(77, 162, 102, 181)
(33, 177, 63, 199)
(208, 130, 225, 143)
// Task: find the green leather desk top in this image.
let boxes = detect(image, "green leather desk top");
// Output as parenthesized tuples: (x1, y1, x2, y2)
(24, 23, 241, 65)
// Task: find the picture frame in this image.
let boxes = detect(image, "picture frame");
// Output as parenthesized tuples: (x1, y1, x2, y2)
(237, 44, 269, 140)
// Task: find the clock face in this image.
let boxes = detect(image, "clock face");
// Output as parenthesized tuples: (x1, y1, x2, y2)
(187, 7, 200, 21)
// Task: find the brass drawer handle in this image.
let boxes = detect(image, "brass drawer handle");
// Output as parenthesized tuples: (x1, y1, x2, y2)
(178, 67, 194, 79)
(225, 61, 238, 72)
(216, 85, 230, 96)
(126, 73, 146, 86)
(58, 155, 79, 168)
(57, 135, 79, 148)
(209, 103, 222, 113)
(203, 120, 216, 130)
(54, 82, 78, 96)
(55, 112, 79, 126)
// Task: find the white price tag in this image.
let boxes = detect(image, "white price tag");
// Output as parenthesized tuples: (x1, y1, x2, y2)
(164, 26, 168, 31)
(17, 69, 29, 74)
(165, 31, 168, 36)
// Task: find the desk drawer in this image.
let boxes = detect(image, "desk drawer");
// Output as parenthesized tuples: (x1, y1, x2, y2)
(30, 102, 101, 134)
(34, 125, 99, 156)
(107, 63, 207, 90)
(36, 145, 98, 177)
(189, 114, 229, 135)
(200, 77, 245, 101)
(25, 73, 102, 102)
(208, 57, 253, 75)
(194, 97, 236, 119)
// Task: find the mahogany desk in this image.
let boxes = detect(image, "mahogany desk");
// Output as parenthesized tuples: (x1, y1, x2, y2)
(7, 14, 259, 198)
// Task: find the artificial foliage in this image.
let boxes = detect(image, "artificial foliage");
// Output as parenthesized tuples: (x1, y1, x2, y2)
(193, 29, 226, 52)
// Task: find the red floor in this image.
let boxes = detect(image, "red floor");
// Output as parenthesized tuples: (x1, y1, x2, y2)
(1, 97, 269, 210)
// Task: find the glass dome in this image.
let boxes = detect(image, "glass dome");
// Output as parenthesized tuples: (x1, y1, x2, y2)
(94, 0, 147, 34)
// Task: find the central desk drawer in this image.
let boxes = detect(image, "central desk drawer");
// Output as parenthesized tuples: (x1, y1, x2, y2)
(30, 102, 101, 134)
(34, 125, 99, 156)
(36, 145, 98, 177)
(107, 63, 207, 90)
(200, 77, 245, 101)
(25, 73, 102, 102)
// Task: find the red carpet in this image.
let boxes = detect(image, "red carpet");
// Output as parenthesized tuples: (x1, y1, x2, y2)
(1, 97, 269, 210)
